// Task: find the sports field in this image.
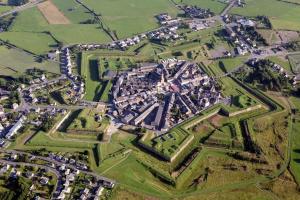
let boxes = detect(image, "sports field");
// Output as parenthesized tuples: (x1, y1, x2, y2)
(81, 0, 180, 39)
(230, 0, 300, 31)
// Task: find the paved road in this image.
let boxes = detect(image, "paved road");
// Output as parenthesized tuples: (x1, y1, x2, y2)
(0, 149, 115, 183)
(0, 0, 45, 18)
(221, 0, 237, 16)
(0, 158, 61, 197)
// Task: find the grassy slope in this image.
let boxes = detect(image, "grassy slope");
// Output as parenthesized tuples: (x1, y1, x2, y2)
(0, 46, 60, 76)
(81, 54, 103, 101)
(81, 0, 179, 39)
(4, 6, 111, 53)
(289, 96, 300, 184)
(0, 32, 57, 55)
(230, 0, 300, 31)
(52, 0, 93, 24)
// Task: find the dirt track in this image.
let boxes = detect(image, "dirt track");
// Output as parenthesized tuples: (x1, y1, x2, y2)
(38, 0, 70, 24)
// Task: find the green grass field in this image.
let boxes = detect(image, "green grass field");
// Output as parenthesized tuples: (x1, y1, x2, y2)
(81, 0, 179, 39)
(0, 32, 58, 55)
(209, 57, 247, 75)
(0, 46, 60, 76)
(3, 6, 111, 55)
(81, 54, 103, 101)
(230, 0, 300, 31)
(288, 53, 300, 73)
(26, 131, 95, 149)
(67, 108, 109, 131)
(52, 0, 93, 24)
(0, 5, 14, 14)
(290, 96, 300, 184)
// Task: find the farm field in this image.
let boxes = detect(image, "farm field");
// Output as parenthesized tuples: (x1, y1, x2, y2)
(3, 6, 111, 54)
(80, 0, 180, 39)
(173, 0, 228, 14)
(51, 0, 94, 24)
(230, 0, 300, 31)
(37, 0, 70, 24)
(0, 46, 60, 76)
(0, 31, 58, 55)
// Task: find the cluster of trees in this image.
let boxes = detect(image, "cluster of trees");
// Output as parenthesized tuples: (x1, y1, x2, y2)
(240, 26, 267, 46)
(256, 16, 273, 29)
(0, 78, 19, 91)
(80, 18, 98, 24)
(0, 14, 17, 31)
(41, 115, 56, 132)
(9, 91, 20, 104)
(283, 42, 300, 51)
(8, 0, 29, 6)
(241, 60, 290, 91)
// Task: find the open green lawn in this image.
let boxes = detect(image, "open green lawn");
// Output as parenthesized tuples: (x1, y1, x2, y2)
(5, 7, 111, 53)
(67, 109, 109, 131)
(0, 32, 58, 55)
(26, 131, 96, 149)
(0, 5, 14, 14)
(230, 0, 300, 31)
(52, 0, 93, 24)
(81, 0, 180, 39)
(81, 54, 103, 101)
(0, 46, 60, 76)
(173, 0, 228, 14)
(209, 57, 247, 75)
(290, 96, 300, 184)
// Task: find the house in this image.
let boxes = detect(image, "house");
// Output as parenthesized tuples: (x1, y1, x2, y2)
(103, 181, 115, 189)
(226, 27, 236, 38)
(0, 123, 4, 132)
(57, 192, 66, 199)
(10, 154, 18, 160)
(26, 171, 34, 179)
(63, 187, 72, 194)
(0, 139, 5, 147)
(95, 102, 107, 113)
(0, 105, 4, 115)
(40, 177, 49, 185)
(96, 186, 104, 196)
(0, 95, 9, 101)
(12, 103, 19, 110)
(5, 116, 26, 140)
